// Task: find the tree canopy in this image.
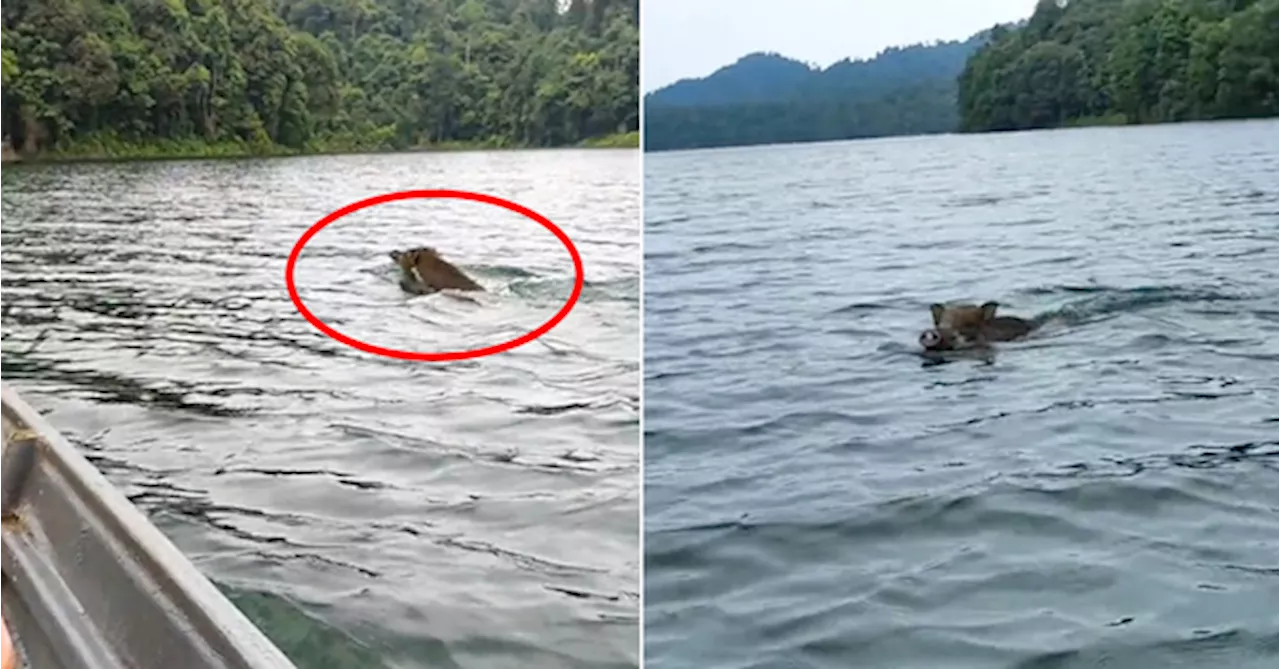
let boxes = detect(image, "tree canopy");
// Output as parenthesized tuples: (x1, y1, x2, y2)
(957, 0, 1278, 132)
(642, 35, 990, 152)
(1, 0, 639, 157)
(644, 0, 1277, 152)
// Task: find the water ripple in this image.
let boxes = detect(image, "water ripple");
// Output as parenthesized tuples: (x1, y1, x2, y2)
(644, 120, 1279, 669)
(2, 149, 640, 669)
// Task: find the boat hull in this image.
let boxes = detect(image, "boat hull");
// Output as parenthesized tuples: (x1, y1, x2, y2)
(1, 383, 297, 669)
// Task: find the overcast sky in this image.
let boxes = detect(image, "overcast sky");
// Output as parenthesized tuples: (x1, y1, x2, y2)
(642, 0, 1037, 93)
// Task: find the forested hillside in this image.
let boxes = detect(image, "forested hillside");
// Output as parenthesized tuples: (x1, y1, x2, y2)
(642, 34, 991, 152)
(1, 0, 639, 159)
(958, 0, 1278, 131)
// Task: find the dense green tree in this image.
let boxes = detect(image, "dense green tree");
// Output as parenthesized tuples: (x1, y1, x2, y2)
(1, 0, 638, 157)
(644, 78, 963, 152)
(958, 0, 1278, 132)
(643, 33, 993, 152)
(645, 0, 1276, 152)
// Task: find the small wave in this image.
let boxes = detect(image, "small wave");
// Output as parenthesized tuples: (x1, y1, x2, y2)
(473, 263, 540, 280)
(644, 121, 1276, 669)
(3, 148, 640, 669)
(508, 275, 638, 303)
(1020, 284, 1264, 327)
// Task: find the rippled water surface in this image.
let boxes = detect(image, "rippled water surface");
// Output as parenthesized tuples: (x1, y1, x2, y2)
(644, 120, 1278, 669)
(1, 149, 640, 669)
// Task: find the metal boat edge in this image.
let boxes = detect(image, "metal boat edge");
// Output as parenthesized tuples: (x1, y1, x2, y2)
(1, 383, 298, 669)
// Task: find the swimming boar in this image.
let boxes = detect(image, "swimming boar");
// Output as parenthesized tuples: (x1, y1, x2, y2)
(389, 247, 484, 294)
(918, 301, 1035, 351)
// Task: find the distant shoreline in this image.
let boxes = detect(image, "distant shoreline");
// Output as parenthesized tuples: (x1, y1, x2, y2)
(1, 131, 639, 167)
(645, 117, 1274, 156)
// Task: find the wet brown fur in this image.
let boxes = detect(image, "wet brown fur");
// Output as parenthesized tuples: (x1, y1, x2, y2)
(389, 247, 484, 293)
(923, 301, 1034, 351)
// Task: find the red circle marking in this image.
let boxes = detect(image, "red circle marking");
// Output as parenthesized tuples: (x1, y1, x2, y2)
(284, 189, 585, 362)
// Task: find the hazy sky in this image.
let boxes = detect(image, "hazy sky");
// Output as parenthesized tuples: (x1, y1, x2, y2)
(643, 0, 1037, 93)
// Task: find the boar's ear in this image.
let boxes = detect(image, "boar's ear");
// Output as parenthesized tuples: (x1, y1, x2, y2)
(980, 301, 999, 320)
(929, 303, 945, 326)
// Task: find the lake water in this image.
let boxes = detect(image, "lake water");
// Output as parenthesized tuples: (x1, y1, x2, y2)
(0, 149, 640, 669)
(643, 120, 1278, 669)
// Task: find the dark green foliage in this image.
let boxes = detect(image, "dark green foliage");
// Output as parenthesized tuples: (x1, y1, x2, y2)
(1, 0, 638, 157)
(643, 35, 991, 152)
(644, 79, 963, 152)
(957, 0, 1278, 132)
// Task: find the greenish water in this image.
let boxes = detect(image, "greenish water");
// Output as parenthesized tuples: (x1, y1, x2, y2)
(1, 148, 640, 668)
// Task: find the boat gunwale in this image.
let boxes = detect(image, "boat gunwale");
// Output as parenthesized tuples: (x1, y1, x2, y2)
(1, 383, 298, 669)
